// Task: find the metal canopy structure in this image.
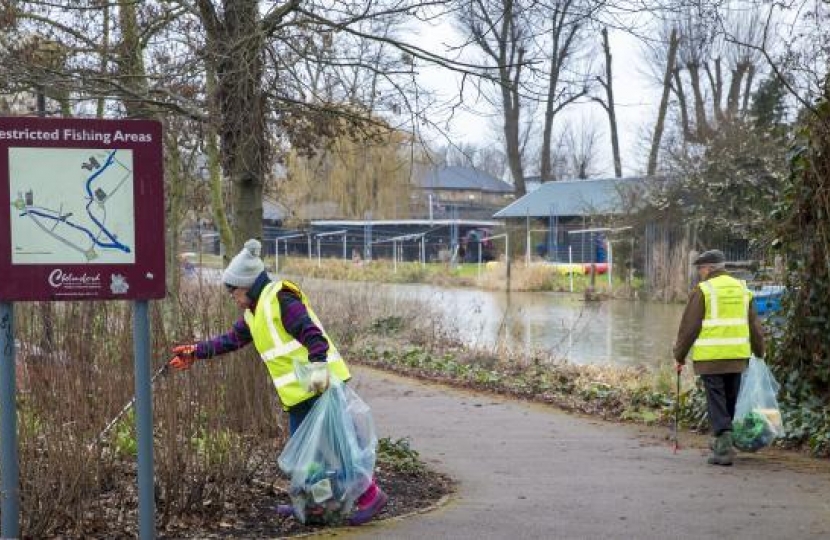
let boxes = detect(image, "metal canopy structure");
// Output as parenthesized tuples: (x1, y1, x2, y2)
(310, 219, 500, 227)
(494, 177, 648, 219)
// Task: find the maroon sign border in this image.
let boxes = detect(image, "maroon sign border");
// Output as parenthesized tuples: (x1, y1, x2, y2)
(0, 117, 165, 301)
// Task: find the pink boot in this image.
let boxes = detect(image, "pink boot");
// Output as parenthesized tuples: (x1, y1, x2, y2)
(348, 481, 388, 525)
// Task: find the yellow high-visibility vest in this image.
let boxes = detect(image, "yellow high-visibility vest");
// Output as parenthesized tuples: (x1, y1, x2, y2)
(245, 280, 350, 409)
(691, 274, 753, 361)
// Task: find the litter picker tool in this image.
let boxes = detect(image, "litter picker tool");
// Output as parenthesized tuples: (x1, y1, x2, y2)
(90, 362, 170, 449)
(673, 364, 681, 454)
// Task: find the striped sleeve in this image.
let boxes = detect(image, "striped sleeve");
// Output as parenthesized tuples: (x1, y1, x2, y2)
(195, 315, 253, 359)
(278, 288, 329, 362)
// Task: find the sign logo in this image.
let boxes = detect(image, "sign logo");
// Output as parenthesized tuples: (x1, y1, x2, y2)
(48, 268, 102, 289)
(110, 274, 129, 294)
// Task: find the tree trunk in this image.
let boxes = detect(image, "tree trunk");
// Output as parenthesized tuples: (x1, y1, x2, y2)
(673, 69, 692, 139)
(165, 133, 184, 308)
(97, 0, 109, 118)
(687, 62, 711, 140)
(461, 0, 527, 194)
(540, 4, 578, 183)
(602, 28, 622, 178)
(504, 90, 526, 195)
(214, 0, 267, 252)
(205, 64, 235, 261)
(741, 64, 756, 113)
(726, 61, 749, 118)
(647, 28, 678, 177)
(502, 36, 526, 195)
(540, 54, 562, 183)
(707, 59, 725, 124)
(117, 0, 152, 118)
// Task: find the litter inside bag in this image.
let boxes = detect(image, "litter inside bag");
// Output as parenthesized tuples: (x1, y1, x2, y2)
(277, 378, 377, 524)
(732, 357, 783, 453)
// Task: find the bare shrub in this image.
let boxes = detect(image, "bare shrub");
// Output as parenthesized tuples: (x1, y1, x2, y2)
(14, 287, 282, 535)
(10, 273, 467, 535)
(297, 279, 461, 352)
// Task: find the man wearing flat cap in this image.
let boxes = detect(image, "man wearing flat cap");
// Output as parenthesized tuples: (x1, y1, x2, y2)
(673, 249, 765, 466)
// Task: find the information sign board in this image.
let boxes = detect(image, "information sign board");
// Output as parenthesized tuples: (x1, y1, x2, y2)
(0, 117, 165, 300)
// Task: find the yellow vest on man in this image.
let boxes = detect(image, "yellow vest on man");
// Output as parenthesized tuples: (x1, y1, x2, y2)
(244, 280, 350, 409)
(691, 274, 753, 361)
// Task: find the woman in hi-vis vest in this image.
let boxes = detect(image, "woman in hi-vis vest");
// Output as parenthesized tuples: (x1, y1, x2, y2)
(673, 249, 765, 466)
(169, 239, 387, 525)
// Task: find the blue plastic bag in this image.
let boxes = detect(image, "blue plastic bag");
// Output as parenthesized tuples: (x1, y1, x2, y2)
(732, 357, 783, 452)
(277, 378, 377, 524)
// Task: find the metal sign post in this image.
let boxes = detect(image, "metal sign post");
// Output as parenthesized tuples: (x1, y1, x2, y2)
(133, 301, 154, 539)
(1, 302, 19, 539)
(0, 117, 164, 539)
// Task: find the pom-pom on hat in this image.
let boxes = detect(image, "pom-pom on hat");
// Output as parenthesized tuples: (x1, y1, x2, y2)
(692, 249, 726, 266)
(222, 239, 265, 288)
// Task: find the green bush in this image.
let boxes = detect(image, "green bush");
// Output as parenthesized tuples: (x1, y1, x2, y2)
(378, 437, 425, 475)
(112, 410, 137, 458)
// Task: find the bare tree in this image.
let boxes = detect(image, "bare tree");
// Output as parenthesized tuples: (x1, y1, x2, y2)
(676, 10, 715, 142)
(4, 1, 500, 255)
(537, 0, 594, 182)
(647, 27, 679, 177)
(442, 142, 480, 167)
(597, 27, 621, 177)
(457, 0, 532, 194)
(561, 116, 602, 179)
(474, 143, 508, 179)
(669, 7, 766, 144)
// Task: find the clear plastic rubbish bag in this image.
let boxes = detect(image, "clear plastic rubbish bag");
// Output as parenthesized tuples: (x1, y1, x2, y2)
(732, 357, 783, 452)
(277, 377, 377, 525)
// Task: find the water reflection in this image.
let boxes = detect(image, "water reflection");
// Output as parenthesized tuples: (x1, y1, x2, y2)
(361, 283, 684, 368)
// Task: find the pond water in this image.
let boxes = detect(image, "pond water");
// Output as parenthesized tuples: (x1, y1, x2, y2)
(195, 269, 686, 368)
(306, 278, 685, 368)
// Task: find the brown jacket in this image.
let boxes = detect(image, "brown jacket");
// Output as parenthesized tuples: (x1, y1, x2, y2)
(673, 270, 765, 375)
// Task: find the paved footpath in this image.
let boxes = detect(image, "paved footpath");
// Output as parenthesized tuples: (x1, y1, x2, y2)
(316, 366, 830, 540)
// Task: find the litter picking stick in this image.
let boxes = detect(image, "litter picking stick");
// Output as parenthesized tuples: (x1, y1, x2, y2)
(91, 363, 170, 449)
(673, 366, 681, 454)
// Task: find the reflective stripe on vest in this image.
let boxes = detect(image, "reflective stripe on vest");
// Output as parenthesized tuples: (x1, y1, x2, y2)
(691, 274, 752, 361)
(246, 281, 351, 409)
(269, 351, 345, 388)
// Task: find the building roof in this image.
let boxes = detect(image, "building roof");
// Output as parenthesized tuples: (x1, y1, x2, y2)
(414, 165, 515, 193)
(310, 219, 499, 227)
(493, 177, 647, 218)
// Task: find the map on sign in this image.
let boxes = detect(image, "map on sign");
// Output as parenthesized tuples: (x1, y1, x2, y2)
(9, 147, 136, 264)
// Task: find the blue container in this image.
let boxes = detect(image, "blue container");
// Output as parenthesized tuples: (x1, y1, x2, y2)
(753, 286, 785, 317)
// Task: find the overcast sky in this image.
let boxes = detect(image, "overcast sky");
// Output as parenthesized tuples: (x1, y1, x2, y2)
(406, 13, 669, 179)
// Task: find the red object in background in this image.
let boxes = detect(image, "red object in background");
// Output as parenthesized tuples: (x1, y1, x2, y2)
(582, 262, 609, 275)
(0, 117, 165, 301)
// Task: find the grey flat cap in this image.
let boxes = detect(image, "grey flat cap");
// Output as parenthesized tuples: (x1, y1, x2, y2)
(693, 249, 726, 266)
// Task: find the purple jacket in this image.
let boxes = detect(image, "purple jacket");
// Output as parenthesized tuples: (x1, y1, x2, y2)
(195, 272, 329, 362)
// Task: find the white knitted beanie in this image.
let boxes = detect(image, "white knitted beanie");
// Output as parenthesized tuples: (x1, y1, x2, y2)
(222, 239, 265, 288)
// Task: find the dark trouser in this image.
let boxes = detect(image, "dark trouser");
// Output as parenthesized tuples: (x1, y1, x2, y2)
(701, 373, 742, 436)
(288, 395, 320, 436)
